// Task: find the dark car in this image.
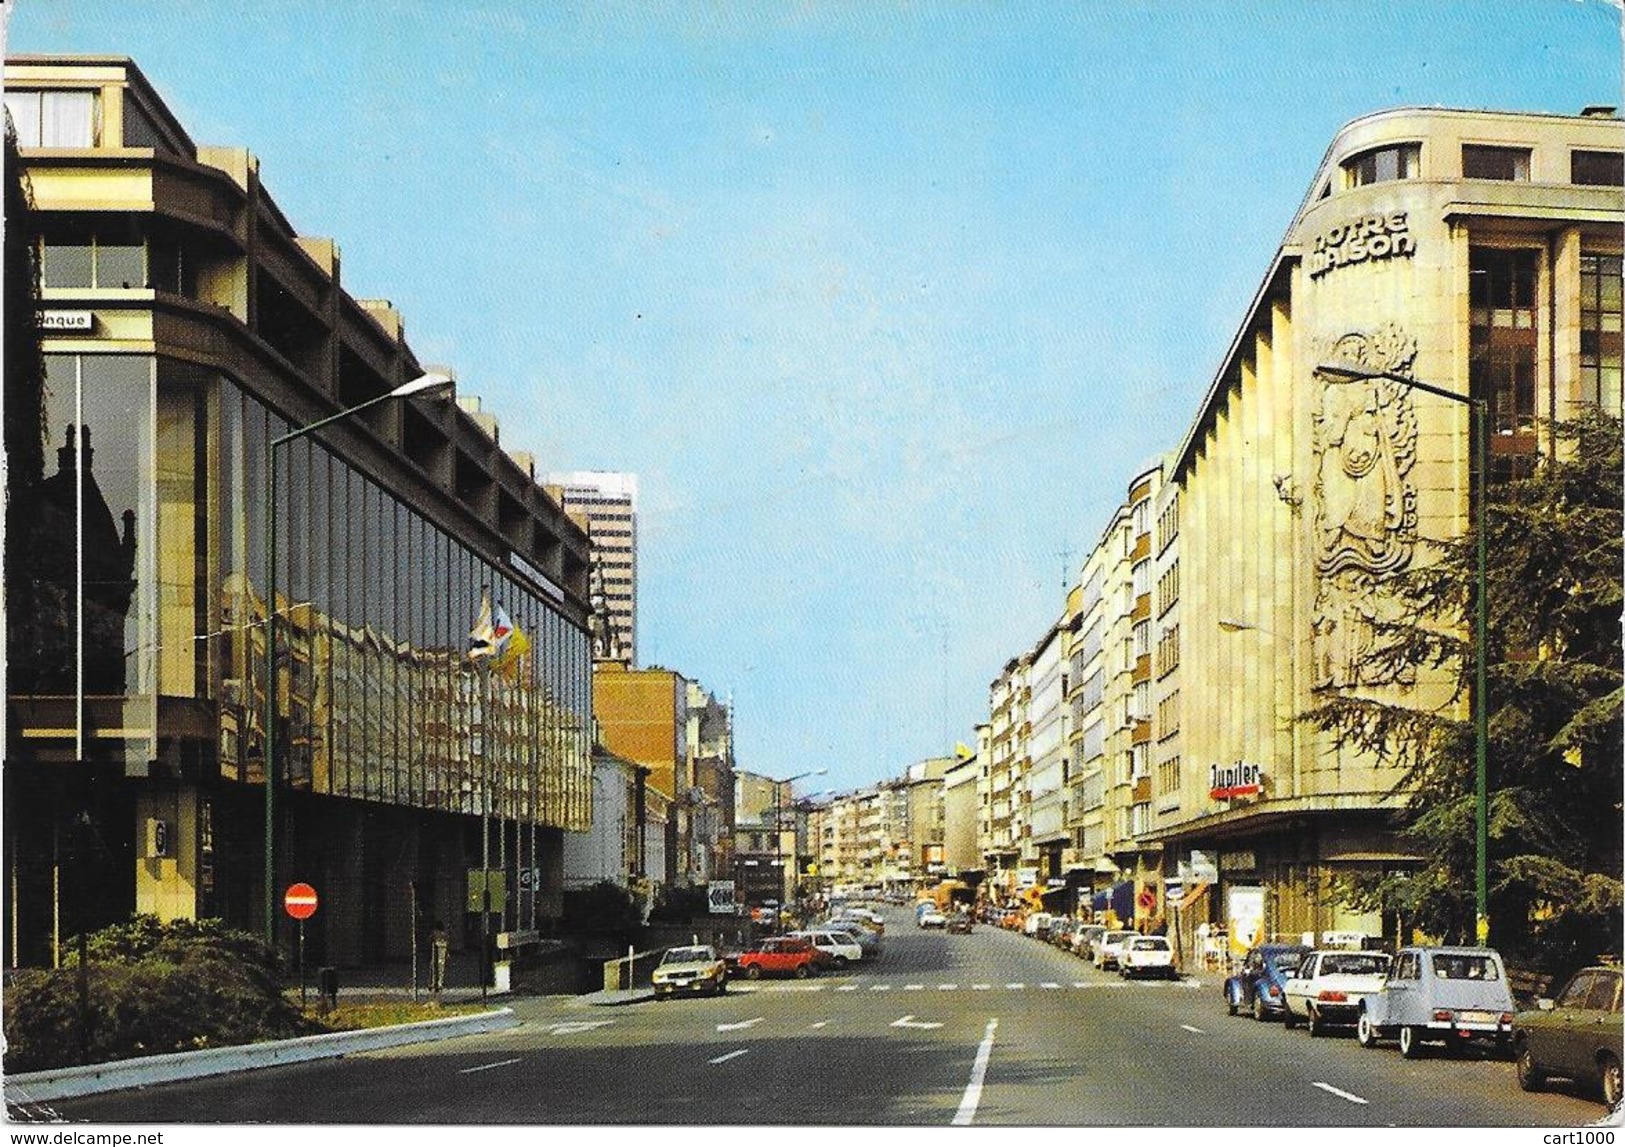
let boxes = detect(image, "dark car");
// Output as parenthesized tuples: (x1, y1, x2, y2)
(1225, 943, 1311, 1020)
(946, 913, 974, 934)
(1513, 965, 1623, 1108)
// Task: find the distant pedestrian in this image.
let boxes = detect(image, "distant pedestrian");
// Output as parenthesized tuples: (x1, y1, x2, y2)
(430, 920, 449, 995)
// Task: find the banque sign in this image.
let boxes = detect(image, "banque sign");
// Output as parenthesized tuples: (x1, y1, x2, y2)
(1308, 210, 1415, 279)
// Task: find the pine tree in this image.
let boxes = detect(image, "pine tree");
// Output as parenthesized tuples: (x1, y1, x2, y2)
(1312, 409, 1623, 974)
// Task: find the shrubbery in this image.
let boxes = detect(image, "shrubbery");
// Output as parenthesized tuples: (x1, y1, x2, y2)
(3, 915, 320, 1072)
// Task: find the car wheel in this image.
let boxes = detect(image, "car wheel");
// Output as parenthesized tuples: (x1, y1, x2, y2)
(1252, 993, 1267, 1021)
(717, 980, 728, 995)
(1356, 1013, 1379, 1048)
(1306, 1007, 1322, 1038)
(1226, 985, 1239, 1017)
(1283, 1005, 1301, 1030)
(746, 965, 763, 980)
(1399, 1024, 1424, 1059)
(833, 955, 848, 969)
(794, 963, 810, 979)
(1600, 1052, 1622, 1108)
(1515, 1039, 1544, 1092)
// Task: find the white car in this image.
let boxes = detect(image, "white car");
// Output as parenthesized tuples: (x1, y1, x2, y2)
(1282, 949, 1393, 1036)
(918, 907, 948, 929)
(1093, 930, 1137, 971)
(793, 929, 863, 968)
(1023, 912, 1053, 937)
(1119, 935, 1177, 979)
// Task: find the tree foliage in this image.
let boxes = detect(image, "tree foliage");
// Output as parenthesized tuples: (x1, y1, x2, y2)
(1312, 410, 1623, 974)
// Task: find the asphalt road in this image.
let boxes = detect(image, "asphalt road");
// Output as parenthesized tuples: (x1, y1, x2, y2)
(31, 906, 1617, 1127)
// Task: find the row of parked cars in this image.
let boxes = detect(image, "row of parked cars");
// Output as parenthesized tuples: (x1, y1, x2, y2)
(650, 908, 889, 999)
(1221, 941, 1623, 1109)
(1015, 913, 1179, 980)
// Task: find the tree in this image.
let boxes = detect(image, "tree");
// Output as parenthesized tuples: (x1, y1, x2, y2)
(1312, 409, 1623, 974)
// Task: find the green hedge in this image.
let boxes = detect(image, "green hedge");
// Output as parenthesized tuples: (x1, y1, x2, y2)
(4, 916, 320, 1073)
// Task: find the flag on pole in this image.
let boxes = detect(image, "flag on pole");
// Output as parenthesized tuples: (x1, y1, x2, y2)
(469, 590, 530, 674)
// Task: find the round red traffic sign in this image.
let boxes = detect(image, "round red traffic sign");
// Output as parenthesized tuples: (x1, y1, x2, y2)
(284, 882, 319, 920)
(1136, 888, 1156, 911)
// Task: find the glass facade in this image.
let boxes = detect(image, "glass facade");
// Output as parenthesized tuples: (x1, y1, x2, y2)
(1581, 252, 1623, 413)
(6, 353, 156, 772)
(212, 380, 592, 831)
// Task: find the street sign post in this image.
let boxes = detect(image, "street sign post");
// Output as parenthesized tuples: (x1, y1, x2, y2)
(284, 883, 319, 1009)
(708, 880, 737, 915)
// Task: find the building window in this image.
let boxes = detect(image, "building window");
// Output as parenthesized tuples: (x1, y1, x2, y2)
(1343, 143, 1420, 187)
(1581, 253, 1623, 414)
(4, 89, 97, 148)
(1572, 150, 1625, 187)
(1462, 145, 1531, 182)
(41, 222, 148, 289)
(1471, 247, 1540, 479)
(1157, 754, 1181, 795)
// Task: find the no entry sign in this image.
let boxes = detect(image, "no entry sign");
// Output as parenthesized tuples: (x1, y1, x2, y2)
(284, 882, 319, 920)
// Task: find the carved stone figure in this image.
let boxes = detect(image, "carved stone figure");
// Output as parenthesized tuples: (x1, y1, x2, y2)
(1311, 327, 1420, 690)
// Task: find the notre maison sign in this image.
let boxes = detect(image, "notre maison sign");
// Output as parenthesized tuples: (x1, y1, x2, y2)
(1308, 211, 1415, 279)
(1209, 760, 1264, 801)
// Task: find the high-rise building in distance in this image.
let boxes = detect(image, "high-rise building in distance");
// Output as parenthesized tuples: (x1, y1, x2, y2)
(546, 470, 639, 664)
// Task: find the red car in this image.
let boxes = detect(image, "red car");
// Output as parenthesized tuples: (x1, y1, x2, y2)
(734, 936, 821, 979)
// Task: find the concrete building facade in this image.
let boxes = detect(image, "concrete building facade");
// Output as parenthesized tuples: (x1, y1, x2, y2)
(545, 471, 638, 665)
(3, 57, 597, 969)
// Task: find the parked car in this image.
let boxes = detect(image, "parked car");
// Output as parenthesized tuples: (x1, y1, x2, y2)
(824, 917, 883, 957)
(1094, 930, 1138, 971)
(1050, 919, 1080, 949)
(1072, 925, 1108, 960)
(845, 907, 886, 934)
(735, 936, 821, 980)
(652, 945, 729, 999)
(1281, 949, 1392, 1035)
(1120, 935, 1178, 980)
(946, 913, 974, 934)
(1356, 946, 1516, 1058)
(1224, 943, 1311, 1020)
(1024, 912, 1054, 939)
(791, 929, 863, 969)
(1513, 965, 1623, 1107)
(918, 906, 948, 929)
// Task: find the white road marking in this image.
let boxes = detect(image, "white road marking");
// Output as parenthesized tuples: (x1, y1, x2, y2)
(709, 1049, 751, 1065)
(972, 984, 991, 991)
(1312, 1082, 1369, 1105)
(953, 1019, 1000, 1126)
(1005, 983, 1025, 990)
(904, 984, 925, 991)
(870, 984, 892, 991)
(939, 984, 959, 991)
(716, 1017, 763, 1032)
(811, 1021, 830, 1029)
(1040, 982, 1060, 989)
(891, 1015, 945, 1030)
(1180, 1024, 1206, 1035)
(1073, 981, 1088, 988)
(838, 985, 860, 992)
(731, 985, 759, 993)
(545, 1021, 614, 1036)
(459, 1058, 521, 1074)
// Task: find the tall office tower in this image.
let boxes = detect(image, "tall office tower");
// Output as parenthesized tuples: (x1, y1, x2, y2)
(546, 471, 639, 665)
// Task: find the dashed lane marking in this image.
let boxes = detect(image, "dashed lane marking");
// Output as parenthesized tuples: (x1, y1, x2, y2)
(1312, 1082, 1369, 1106)
(1005, 983, 1025, 990)
(709, 1049, 751, 1065)
(837, 985, 860, 992)
(1180, 1024, 1206, 1035)
(972, 984, 991, 991)
(459, 1058, 521, 1074)
(716, 1017, 763, 1033)
(952, 1019, 999, 1127)
(1040, 982, 1060, 989)
(939, 984, 958, 991)
(904, 984, 925, 991)
(870, 984, 892, 991)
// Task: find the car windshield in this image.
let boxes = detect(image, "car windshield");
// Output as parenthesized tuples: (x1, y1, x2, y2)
(1320, 953, 1390, 976)
(663, 947, 714, 964)
(1132, 938, 1168, 950)
(1107, 932, 1133, 942)
(1265, 949, 1309, 971)
(1432, 954, 1499, 980)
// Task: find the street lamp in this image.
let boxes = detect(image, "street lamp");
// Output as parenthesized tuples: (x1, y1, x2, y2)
(766, 769, 826, 908)
(263, 370, 454, 943)
(1316, 360, 1489, 945)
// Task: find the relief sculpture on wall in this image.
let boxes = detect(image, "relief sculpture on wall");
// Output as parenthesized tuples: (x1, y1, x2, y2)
(1311, 326, 1419, 691)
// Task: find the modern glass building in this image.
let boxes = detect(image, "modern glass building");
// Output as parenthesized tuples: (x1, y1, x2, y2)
(4, 56, 595, 967)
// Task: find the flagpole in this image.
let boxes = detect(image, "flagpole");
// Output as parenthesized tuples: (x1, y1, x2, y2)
(480, 659, 491, 1000)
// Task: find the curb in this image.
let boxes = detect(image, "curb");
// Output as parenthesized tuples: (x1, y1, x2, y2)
(3, 1007, 520, 1103)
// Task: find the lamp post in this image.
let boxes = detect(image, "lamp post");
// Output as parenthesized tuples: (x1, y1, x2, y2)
(1316, 361, 1489, 945)
(767, 769, 826, 910)
(263, 371, 453, 944)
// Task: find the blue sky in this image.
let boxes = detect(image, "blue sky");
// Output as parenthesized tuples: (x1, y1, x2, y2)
(8, 1, 1620, 796)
